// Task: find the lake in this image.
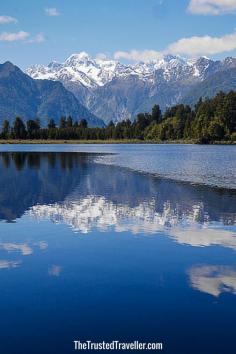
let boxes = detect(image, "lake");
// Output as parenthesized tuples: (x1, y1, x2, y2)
(0, 144, 235, 354)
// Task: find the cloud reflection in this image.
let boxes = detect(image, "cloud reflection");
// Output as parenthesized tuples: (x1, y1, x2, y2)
(0, 243, 33, 256)
(0, 241, 48, 271)
(36, 241, 48, 250)
(0, 241, 48, 256)
(170, 227, 236, 250)
(0, 260, 21, 269)
(48, 265, 62, 277)
(189, 265, 236, 297)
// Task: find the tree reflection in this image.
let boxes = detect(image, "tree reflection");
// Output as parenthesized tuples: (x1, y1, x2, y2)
(0, 152, 235, 231)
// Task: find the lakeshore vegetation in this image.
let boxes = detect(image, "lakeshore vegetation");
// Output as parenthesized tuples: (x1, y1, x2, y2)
(0, 91, 236, 144)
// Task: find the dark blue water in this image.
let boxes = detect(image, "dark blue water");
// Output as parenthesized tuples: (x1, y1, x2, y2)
(0, 147, 235, 354)
(1, 143, 235, 189)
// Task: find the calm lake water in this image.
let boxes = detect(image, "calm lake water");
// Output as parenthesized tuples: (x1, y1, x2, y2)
(1, 143, 236, 189)
(0, 144, 235, 354)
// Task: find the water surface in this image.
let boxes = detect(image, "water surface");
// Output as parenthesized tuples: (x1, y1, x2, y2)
(1, 144, 235, 188)
(0, 148, 235, 354)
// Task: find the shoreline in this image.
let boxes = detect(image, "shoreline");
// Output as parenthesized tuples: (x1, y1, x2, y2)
(0, 139, 235, 145)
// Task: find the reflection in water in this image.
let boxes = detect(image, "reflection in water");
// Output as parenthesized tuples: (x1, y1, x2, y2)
(0, 241, 48, 257)
(189, 265, 236, 297)
(0, 152, 236, 248)
(0, 241, 48, 271)
(0, 151, 236, 354)
(29, 197, 177, 234)
(48, 265, 62, 277)
(170, 227, 236, 250)
(0, 260, 21, 269)
(0, 243, 33, 256)
(0, 152, 104, 221)
(28, 197, 236, 251)
(37, 241, 48, 250)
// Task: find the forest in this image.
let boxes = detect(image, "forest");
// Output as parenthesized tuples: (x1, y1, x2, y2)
(0, 91, 236, 143)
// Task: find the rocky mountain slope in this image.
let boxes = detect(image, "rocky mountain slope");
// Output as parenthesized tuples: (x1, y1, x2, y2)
(182, 67, 236, 107)
(26, 53, 236, 123)
(0, 61, 104, 127)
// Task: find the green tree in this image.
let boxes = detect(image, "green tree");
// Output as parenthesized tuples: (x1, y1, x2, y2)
(1, 120, 10, 139)
(208, 118, 225, 141)
(27, 119, 40, 138)
(67, 116, 73, 127)
(152, 104, 162, 123)
(79, 119, 88, 129)
(59, 116, 66, 129)
(13, 117, 26, 139)
(48, 119, 56, 129)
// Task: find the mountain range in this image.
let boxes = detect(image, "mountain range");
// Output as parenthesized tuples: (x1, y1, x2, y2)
(0, 61, 104, 127)
(27, 53, 236, 123)
(0, 54, 236, 128)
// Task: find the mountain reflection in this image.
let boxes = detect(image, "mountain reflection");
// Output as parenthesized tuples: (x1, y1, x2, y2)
(0, 152, 235, 249)
(189, 265, 236, 297)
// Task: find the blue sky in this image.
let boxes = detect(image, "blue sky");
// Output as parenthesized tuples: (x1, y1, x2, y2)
(1, 0, 236, 68)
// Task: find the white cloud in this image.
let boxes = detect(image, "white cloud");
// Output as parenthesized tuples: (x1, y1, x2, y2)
(96, 52, 108, 60)
(27, 33, 45, 43)
(0, 31, 44, 44)
(45, 7, 60, 16)
(114, 50, 163, 62)
(0, 15, 17, 24)
(113, 30, 236, 60)
(166, 31, 236, 56)
(0, 31, 29, 42)
(188, 0, 236, 15)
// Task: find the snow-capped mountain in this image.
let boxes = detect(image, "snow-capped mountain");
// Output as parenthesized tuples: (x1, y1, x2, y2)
(0, 61, 104, 127)
(26, 53, 236, 123)
(27, 52, 213, 86)
(27, 52, 132, 88)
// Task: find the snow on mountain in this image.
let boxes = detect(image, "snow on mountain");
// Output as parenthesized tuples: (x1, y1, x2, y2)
(27, 52, 119, 88)
(26, 53, 236, 123)
(26, 52, 213, 88)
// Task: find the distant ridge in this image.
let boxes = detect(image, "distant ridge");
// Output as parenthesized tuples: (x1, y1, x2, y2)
(26, 53, 236, 123)
(0, 61, 104, 127)
(182, 68, 236, 106)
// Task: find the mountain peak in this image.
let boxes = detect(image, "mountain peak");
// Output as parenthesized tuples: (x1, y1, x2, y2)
(0, 60, 104, 127)
(223, 56, 236, 67)
(65, 52, 92, 65)
(25, 53, 229, 89)
(25, 54, 236, 123)
(48, 60, 62, 70)
(162, 54, 180, 62)
(1, 61, 16, 70)
(0, 61, 23, 78)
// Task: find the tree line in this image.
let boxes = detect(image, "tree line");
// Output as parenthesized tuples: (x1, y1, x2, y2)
(0, 91, 235, 143)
